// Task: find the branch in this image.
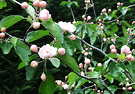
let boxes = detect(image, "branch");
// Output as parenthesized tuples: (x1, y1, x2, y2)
(91, 0, 97, 23)
(12, 0, 21, 5)
(124, 70, 134, 83)
(103, 84, 114, 94)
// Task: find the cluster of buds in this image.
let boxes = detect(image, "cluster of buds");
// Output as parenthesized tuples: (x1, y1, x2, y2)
(0, 27, 6, 38)
(85, 0, 90, 4)
(117, 2, 123, 8)
(101, 8, 106, 13)
(82, 15, 92, 21)
(126, 28, 135, 36)
(121, 78, 132, 91)
(110, 44, 117, 54)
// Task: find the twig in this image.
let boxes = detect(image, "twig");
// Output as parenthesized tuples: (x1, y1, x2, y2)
(91, 0, 97, 23)
(82, 85, 95, 90)
(124, 70, 134, 83)
(12, 0, 21, 5)
(23, 25, 32, 41)
(103, 84, 114, 94)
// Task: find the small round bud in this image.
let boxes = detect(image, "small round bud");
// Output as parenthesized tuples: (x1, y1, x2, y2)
(121, 82, 124, 86)
(97, 63, 102, 67)
(88, 67, 92, 71)
(39, 1, 47, 8)
(82, 15, 85, 19)
(102, 8, 106, 13)
(111, 49, 117, 54)
(103, 38, 107, 42)
(72, 21, 76, 24)
(41, 73, 46, 81)
(87, 16, 91, 20)
(84, 58, 91, 65)
(21, 2, 28, 9)
(101, 26, 104, 30)
(0, 33, 5, 38)
(81, 71, 85, 76)
(108, 9, 111, 12)
(65, 76, 68, 79)
(91, 22, 94, 24)
(130, 56, 134, 61)
(58, 48, 66, 55)
(71, 84, 75, 88)
(32, 22, 40, 30)
(63, 84, 69, 90)
(82, 50, 85, 54)
(122, 87, 126, 90)
(33, 1, 39, 7)
(126, 82, 130, 87)
(128, 87, 132, 90)
(117, 2, 121, 6)
(55, 80, 62, 85)
(30, 45, 38, 52)
(69, 34, 76, 40)
(111, 39, 115, 42)
(110, 44, 115, 50)
(1, 27, 6, 33)
(121, 3, 123, 6)
(31, 61, 38, 68)
(126, 54, 132, 60)
(84, 52, 88, 56)
(126, 78, 129, 82)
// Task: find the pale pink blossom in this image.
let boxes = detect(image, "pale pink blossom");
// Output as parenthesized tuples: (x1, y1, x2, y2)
(110, 44, 115, 50)
(55, 80, 62, 85)
(38, 44, 57, 59)
(39, 9, 51, 21)
(121, 45, 130, 54)
(63, 84, 69, 89)
(58, 48, 65, 55)
(39, 1, 47, 8)
(57, 21, 76, 33)
(84, 58, 90, 65)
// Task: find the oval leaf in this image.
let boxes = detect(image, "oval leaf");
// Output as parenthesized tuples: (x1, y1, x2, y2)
(49, 58, 60, 68)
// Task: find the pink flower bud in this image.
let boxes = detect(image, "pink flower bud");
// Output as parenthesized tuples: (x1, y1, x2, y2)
(33, 1, 39, 7)
(55, 80, 62, 85)
(121, 3, 123, 6)
(126, 54, 132, 60)
(84, 52, 88, 56)
(41, 73, 46, 81)
(82, 15, 85, 19)
(31, 61, 38, 68)
(63, 84, 69, 90)
(128, 87, 132, 90)
(32, 22, 40, 30)
(82, 50, 85, 54)
(71, 84, 75, 88)
(108, 9, 111, 12)
(91, 22, 94, 24)
(126, 78, 129, 82)
(87, 16, 91, 20)
(121, 45, 130, 54)
(72, 21, 76, 24)
(58, 48, 65, 55)
(102, 8, 106, 13)
(21, 2, 28, 9)
(117, 2, 121, 6)
(97, 63, 102, 67)
(101, 26, 104, 30)
(126, 82, 130, 87)
(1, 27, 6, 33)
(103, 38, 107, 42)
(69, 34, 76, 40)
(39, 1, 47, 8)
(84, 58, 91, 65)
(30, 45, 38, 52)
(111, 49, 117, 54)
(88, 67, 92, 71)
(79, 65, 83, 69)
(39, 9, 51, 21)
(122, 87, 126, 90)
(0, 33, 5, 38)
(79, 63, 83, 66)
(81, 71, 85, 76)
(110, 44, 115, 50)
(121, 82, 124, 86)
(130, 56, 134, 61)
(111, 39, 115, 42)
(65, 76, 68, 79)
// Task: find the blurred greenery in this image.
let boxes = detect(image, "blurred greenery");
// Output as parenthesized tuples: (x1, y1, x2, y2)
(0, 0, 135, 93)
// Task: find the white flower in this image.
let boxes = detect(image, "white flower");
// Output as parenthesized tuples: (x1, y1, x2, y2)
(38, 44, 57, 59)
(57, 21, 76, 33)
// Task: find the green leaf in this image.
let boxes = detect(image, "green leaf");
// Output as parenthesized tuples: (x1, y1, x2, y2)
(42, 21, 64, 48)
(106, 53, 116, 59)
(86, 24, 93, 37)
(73, 89, 83, 94)
(111, 25, 118, 33)
(25, 65, 37, 80)
(18, 54, 38, 69)
(104, 75, 114, 83)
(10, 37, 31, 65)
(120, 7, 128, 16)
(109, 10, 117, 19)
(26, 30, 49, 42)
(90, 33, 97, 45)
(72, 1, 79, 7)
(117, 37, 128, 45)
(127, 64, 135, 81)
(73, 39, 83, 51)
(62, 37, 75, 56)
(130, 0, 135, 3)
(26, 5, 35, 19)
(0, 41, 13, 54)
(75, 23, 83, 32)
(49, 58, 60, 68)
(39, 72, 56, 94)
(57, 54, 80, 73)
(75, 78, 88, 89)
(68, 72, 78, 83)
(108, 85, 118, 93)
(0, 0, 7, 9)
(60, 1, 67, 6)
(122, 26, 128, 38)
(121, 20, 131, 28)
(118, 54, 125, 60)
(0, 15, 23, 29)
(109, 62, 118, 76)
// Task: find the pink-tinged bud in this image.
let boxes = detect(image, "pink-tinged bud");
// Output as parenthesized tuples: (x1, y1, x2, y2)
(88, 67, 92, 71)
(1, 27, 6, 33)
(99, 19, 102, 22)
(21, 2, 28, 9)
(130, 56, 134, 61)
(39, 1, 47, 8)
(39, 9, 51, 21)
(84, 52, 88, 56)
(103, 38, 107, 42)
(41, 73, 46, 81)
(32, 22, 40, 30)
(128, 87, 132, 90)
(126, 82, 130, 87)
(82, 50, 85, 54)
(82, 15, 85, 19)
(97, 63, 102, 67)
(55, 80, 62, 85)
(87, 16, 91, 20)
(84, 58, 91, 65)
(111, 49, 117, 54)
(79, 63, 83, 66)
(108, 9, 111, 12)
(65, 76, 68, 79)
(93, 89, 95, 91)
(114, 34, 117, 37)
(69, 34, 76, 40)
(121, 3, 123, 6)
(72, 21, 76, 25)
(63, 84, 69, 90)
(30, 45, 38, 52)
(0, 33, 5, 38)
(121, 82, 124, 86)
(117, 2, 121, 6)
(81, 71, 85, 76)
(110, 44, 115, 50)
(79, 65, 83, 69)
(101, 26, 104, 30)
(58, 48, 65, 55)
(71, 84, 75, 88)
(126, 32, 128, 34)
(117, 6, 119, 8)
(91, 22, 94, 24)
(111, 39, 115, 42)
(121, 45, 130, 54)
(126, 54, 132, 60)
(126, 78, 129, 82)
(33, 1, 39, 7)
(102, 8, 106, 13)
(127, 28, 130, 31)
(85, 48, 88, 50)
(97, 90, 100, 93)
(122, 87, 126, 90)
(94, 84, 97, 87)
(31, 61, 38, 68)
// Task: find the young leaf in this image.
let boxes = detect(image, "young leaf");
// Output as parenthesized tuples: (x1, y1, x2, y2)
(49, 58, 60, 68)
(120, 7, 128, 16)
(0, 41, 13, 54)
(10, 37, 31, 65)
(26, 30, 49, 42)
(57, 54, 80, 73)
(0, 0, 7, 9)
(90, 33, 97, 45)
(39, 72, 56, 94)
(0, 15, 23, 29)
(75, 78, 88, 89)
(118, 54, 125, 60)
(26, 5, 35, 19)
(73, 39, 83, 51)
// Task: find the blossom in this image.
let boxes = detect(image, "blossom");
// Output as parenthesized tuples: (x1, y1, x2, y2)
(39, 9, 51, 21)
(38, 44, 57, 59)
(57, 21, 76, 33)
(121, 45, 130, 54)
